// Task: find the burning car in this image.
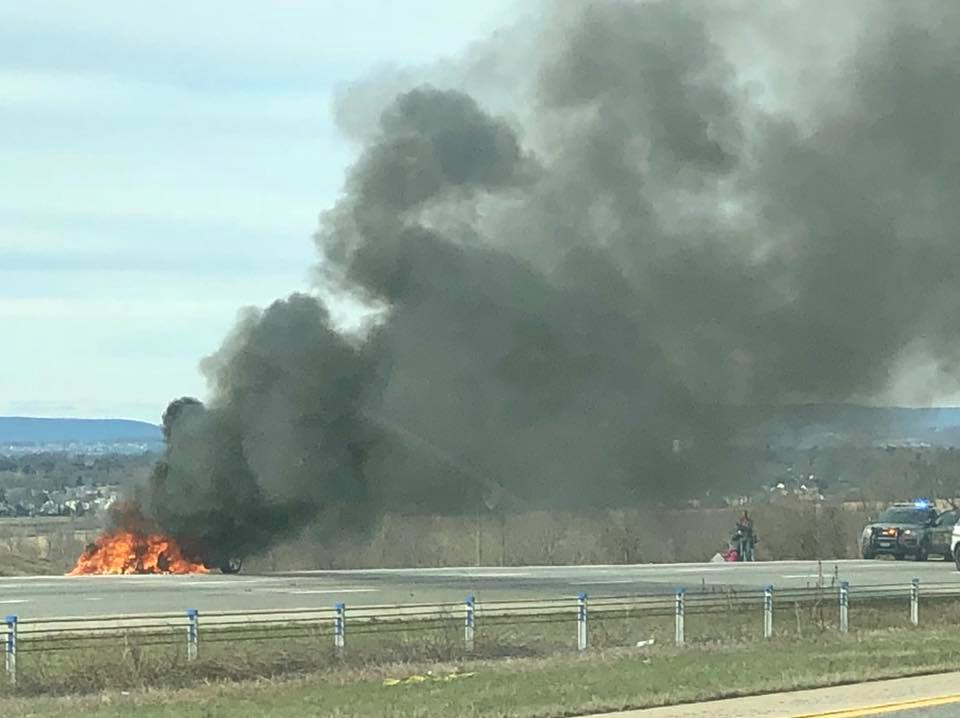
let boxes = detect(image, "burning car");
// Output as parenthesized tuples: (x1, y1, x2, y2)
(200, 551, 243, 574)
(67, 501, 246, 575)
(69, 529, 210, 575)
(69, 530, 245, 576)
(860, 500, 954, 561)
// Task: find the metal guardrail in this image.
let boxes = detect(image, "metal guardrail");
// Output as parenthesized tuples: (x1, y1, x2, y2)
(4, 578, 960, 687)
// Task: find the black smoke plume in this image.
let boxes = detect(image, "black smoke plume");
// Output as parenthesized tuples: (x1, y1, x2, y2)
(144, 0, 960, 563)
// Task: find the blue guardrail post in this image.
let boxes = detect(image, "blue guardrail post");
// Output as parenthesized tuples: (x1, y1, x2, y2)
(577, 592, 588, 651)
(335, 602, 346, 653)
(186, 608, 199, 661)
(464, 595, 475, 652)
(675, 588, 685, 645)
(839, 581, 849, 633)
(764, 585, 774, 639)
(4, 615, 16, 686)
(911, 578, 919, 626)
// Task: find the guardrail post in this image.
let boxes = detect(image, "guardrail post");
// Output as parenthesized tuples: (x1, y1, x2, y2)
(186, 608, 198, 661)
(4, 615, 16, 686)
(674, 588, 685, 646)
(334, 602, 346, 653)
(464, 595, 475, 652)
(764, 585, 774, 639)
(577, 592, 588, 651)
(839, 581, 849, 634)
(911, 578, 919, 626)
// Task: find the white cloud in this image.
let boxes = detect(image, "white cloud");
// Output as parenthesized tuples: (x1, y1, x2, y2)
(0, 1, 519, 420)
(1, 69, 339, 135)
(0, 1, 518, 85)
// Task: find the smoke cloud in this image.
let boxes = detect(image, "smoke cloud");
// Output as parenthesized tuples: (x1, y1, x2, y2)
(144, 0, 960, 564)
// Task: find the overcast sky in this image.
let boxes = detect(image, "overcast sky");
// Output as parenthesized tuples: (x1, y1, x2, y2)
(1, 0, 516, 422)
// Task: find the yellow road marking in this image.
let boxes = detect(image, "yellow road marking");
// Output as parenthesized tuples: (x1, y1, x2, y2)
(793, 693, 960, 717)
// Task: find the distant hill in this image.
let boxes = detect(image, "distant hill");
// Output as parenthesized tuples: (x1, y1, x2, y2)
(730, 404, 960, 448)
(3, 405, 960, 451)
(0, 417, 162, 445)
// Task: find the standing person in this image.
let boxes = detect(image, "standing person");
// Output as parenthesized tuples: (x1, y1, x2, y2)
(736, 511, 755, 561)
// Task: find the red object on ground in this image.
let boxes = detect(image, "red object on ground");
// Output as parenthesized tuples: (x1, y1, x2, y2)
(723, 548, 739, 562)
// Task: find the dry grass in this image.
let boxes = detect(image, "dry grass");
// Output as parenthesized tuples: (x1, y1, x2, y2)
(246, 502, 870, 572)
(0, 520, 98, 575)
(3, 626, 960, 717)
(0, 590, 950, 698)
(0, 502, 869, 575)
(0, 550, 51, 576)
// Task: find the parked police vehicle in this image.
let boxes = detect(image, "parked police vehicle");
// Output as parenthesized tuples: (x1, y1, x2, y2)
(861, 500, 957, 561)
(950, 516, 960, 570)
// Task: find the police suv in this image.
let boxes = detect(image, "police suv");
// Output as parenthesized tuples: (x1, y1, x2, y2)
(861, 500, 956, 561)
(950, 513, 960, 569)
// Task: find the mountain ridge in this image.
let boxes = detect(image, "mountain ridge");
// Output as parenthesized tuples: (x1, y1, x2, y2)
(0, 417, 162, 444)
(4, 404, 960, 447)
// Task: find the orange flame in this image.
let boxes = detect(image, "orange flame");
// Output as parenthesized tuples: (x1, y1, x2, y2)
(68, 530, 209, 575)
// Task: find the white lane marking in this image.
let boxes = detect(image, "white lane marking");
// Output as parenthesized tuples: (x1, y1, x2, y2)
(51, 576, 280, 584)
(276, 588, 379, 595)
(0, 584, 62, 590)
(282, 561, 843, 575)
(84, 597, 104, 601)
(781, 574, 828, 579)
(0, 577, 276, 588)
(0, 575, 71, 581)
(460, 572, 533, 578)
(0, 599, 27, 604)
(142, 579, 281, 588)
(579, 578, 642, 584)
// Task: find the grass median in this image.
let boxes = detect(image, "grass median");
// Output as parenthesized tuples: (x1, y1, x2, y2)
(2, 590, 954, 696)
(4, 625, 960, 717)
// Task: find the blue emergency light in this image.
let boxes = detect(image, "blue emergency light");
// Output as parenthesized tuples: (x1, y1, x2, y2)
(913, 498, 931, 509)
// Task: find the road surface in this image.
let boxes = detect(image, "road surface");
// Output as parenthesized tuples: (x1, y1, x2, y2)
(0, 558, 958, 619)
(883, 708, 960, 717)
(587, 672, 960, 717)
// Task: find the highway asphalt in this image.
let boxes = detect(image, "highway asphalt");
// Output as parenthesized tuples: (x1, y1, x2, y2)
(1, 558, 958, 619)
(601, 673, 960, 717)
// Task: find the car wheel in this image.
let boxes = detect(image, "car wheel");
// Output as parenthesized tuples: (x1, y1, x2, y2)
(916, 545, 929, 561)
(220, 558, 242, 574)
(944, 551, 954, 562)
(954, 546, 960, 571)
(894, 552, 905, 560)
(862, 548, 875, 560)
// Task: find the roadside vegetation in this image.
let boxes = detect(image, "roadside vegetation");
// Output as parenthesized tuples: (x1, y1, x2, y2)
(245, 501, 872, 571)
(4, 592, 960, 697)
(0, 499, 875, 576)
(0, 551, 51, 576)
(0, 520, 93, 574)
(1, 440, 954, 573)
(4, 626, 960, 717)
